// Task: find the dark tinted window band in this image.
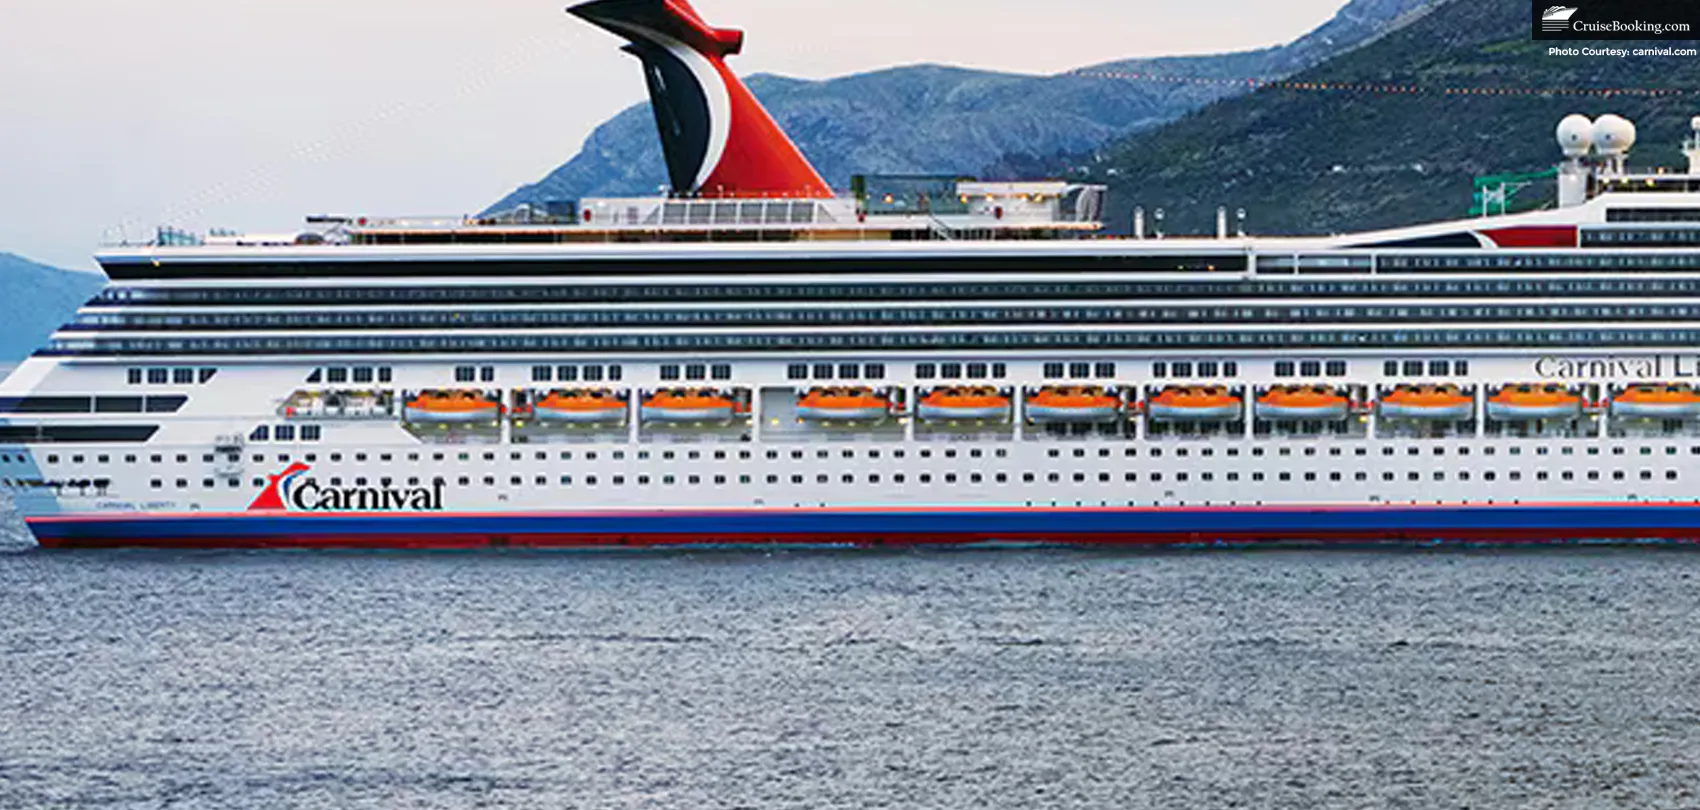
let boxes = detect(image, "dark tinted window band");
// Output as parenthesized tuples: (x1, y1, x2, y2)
(0, 426, 159, 443)
(40, 328, 1700, 357)
(92, 276, 1700, 308)
(99, 255, 1252, 281)
(0, 396, 186, 414)
(62, 303, 1700, 332)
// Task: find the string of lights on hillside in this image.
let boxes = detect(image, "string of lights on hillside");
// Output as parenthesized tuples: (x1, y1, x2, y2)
(1067, 68, 1695, 98)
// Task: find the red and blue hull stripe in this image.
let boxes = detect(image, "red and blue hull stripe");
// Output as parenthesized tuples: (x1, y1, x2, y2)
(24, 503, 1700, 549)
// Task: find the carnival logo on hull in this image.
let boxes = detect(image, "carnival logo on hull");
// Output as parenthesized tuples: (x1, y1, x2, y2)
(247, 463, 446, 512)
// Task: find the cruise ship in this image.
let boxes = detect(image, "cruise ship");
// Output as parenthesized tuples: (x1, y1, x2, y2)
(9, 0, 1700, 548)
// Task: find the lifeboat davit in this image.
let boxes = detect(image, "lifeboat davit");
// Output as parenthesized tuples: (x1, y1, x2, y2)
(1147, 386, 1242, 422)
(1255, 385, 1349, 421)
(1612, 383, 1700, 419)
(1379, 384, 1473, 421)
(796, 387, 892, 422)
(535, 390, 628, 424)
(641, 389, 741, 423)
(1487, 383, 1582, 421)
(918, 387, 1011, 421)
(404, 391, 502, 424)
(1026, 386, 1121, 423)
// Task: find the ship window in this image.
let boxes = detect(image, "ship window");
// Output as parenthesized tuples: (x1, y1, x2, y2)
(787, 364, 807, 380)
(1151, 362, 1168, 378)
(305, 368, 323, 384)
(353, 367, 374, 384)
(275, 425, 296, 441)
(249, 426, 270, 442)
(1326, 360, 1347, 376)
(1669, 471, 1679, 480)
(967, 363, 987, 379)
(1224, 362, 1239, 376)
(1096, 362, 1117, 378)
(328, 367, 349, 383)
(839, 363, 859, 380)
(1383, 361, 1398, 377)
(1196, 362, 1216, 378)
(1613, 471, 1625, 480)
(480, 367, 495, 383)
(992, 363, 1007, 379)
(916, 364, 936, 380)
(378, 367, 392, 383)
(531, 366, 552, 382)
(1274, 361, 1294, 378)
(815, 363, 834, 380)
(173, 368, 194, 384)
(1069, 362, 1090, 379)
(713, 364, 733, 380)
(147, 368, 168, 384)
(1428, 360, 1449, 376)
(661, 364, 681, 381)
(1300, 361, 1321, 377)
(1453, 360, 1469, 376)
(1173, 362, 1195, 378)
(865, 363, 886, 380)
(609, 365, 623, 382)
(454, 366, 474, 383)
(1642, 470, 1655, 480)
(559, 366, 579, 382)
(1402, 361, 1423, 376)
(686, 364, 706, 381)
(176, 479, 187, 489)
(301, 426, 322, 442)
(127, 369, 143, 385)
(942, 363, 963, 379)
(1044, 362, 1065, 379)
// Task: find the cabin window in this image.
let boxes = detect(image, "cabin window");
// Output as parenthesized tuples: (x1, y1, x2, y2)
(941, 363, 963, 379)
(1069, 362, 1090, 379)
(686, 364, 706, 381)
(1402, 360, 1423, 376)
(660, 365, 681, 381)
(479, 367, 495, 383)
(531, 366, 552, 382)
(1383, 361, 1398, 377)
(838, 363, 859, 380)
(1274, 361, 1294, 378)
(1299, 361, 1321, 377)
(1044, 362, 1065, 379)
(1172, 362, 1193, 378)
(1453, 360, 1469, 376)
(378, 367, 393, 383)
(814, 363, 834, 380)
(787, 363, 807, 380)
(1326, 360, 1347, 376)
(967, 363, 988, 379)
(712, 364, 732, 380)
(329, 367, 349, 383)
(1428, 360, 1449, 376)
(353, 367, 374, 384)
(454, 366, 474, 383)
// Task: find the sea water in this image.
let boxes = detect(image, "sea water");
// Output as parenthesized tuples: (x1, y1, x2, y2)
(2, 534, 1698, 808)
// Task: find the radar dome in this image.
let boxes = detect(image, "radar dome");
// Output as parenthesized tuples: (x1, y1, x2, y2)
(1593, 114, 1637, 156)
(1556, 114, 1594, 157)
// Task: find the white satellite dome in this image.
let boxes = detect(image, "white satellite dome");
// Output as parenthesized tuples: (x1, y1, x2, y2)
(1691, 115, 1700, 132)
(1556, 114, 1593, 158)
(1593, 114, 1637, 156)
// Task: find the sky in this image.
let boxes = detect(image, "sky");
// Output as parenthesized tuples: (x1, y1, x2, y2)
(0, 0, 1351, 270)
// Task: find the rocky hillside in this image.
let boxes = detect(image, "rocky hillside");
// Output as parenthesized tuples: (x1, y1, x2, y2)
(1085, 0, 1700, 236)
(486, 0, 1434, 211)
(0, 253, 105, 366)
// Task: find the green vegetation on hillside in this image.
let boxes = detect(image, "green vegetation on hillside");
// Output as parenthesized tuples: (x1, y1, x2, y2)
(1082, 0, 1700, 236)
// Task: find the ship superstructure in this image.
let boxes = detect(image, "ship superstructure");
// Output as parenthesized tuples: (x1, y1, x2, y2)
(10, 1, 1700, 547)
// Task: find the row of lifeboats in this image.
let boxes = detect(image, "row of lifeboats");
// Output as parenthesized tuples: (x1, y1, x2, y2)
(400, 383, 1700, 426)
(404, 389, 752, 425)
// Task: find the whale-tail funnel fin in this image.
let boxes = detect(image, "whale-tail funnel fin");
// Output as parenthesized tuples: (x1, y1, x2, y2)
(570, 0, 832, 198)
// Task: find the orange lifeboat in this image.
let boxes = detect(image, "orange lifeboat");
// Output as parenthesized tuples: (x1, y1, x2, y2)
(796, 387, 891, 422)
(1256, 385, 1349, 421)
(918, 387, 1011, 421)
(1147, 386, 1241, 422)
(1026, 385, 1121, 423)
(1612, 383, 1700, 419)
(535, 390, 628, 424)
(1488, 383, 1581, 421)
(642, 388, 741, 423)
(1380, 384, 1472, 421)
(404, 391, 501, 424)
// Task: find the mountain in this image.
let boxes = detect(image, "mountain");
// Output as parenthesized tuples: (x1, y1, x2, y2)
(0, 253, 105, 367)
(485, 0, 1435, 212)
(1084, 0, 1700, 236)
